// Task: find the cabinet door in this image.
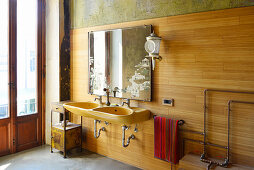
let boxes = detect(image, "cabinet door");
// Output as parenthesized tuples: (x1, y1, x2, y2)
(52, 127, 64, 151)
(66, 128, 81, 150)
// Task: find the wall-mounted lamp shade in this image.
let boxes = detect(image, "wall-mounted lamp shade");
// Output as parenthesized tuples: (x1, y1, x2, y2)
(145, 33, 161, 55)
(145, 32, 162, 70)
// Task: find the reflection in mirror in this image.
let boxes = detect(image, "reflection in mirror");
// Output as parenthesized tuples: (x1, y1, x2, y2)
(89, 25, 152, 101)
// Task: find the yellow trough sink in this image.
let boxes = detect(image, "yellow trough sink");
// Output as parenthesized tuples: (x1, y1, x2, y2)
(63, 102, 100, 117)
(63, 102, 151, 125)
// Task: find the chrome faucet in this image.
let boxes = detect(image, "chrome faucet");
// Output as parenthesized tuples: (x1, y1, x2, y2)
(113, 87, 119, 97)
(122, 98, 130, 108)
(103, 88, 110, 106)
(94, 96, 103, 105)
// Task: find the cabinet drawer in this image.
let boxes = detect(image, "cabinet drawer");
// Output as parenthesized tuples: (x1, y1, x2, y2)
(51, 104, 65, 113)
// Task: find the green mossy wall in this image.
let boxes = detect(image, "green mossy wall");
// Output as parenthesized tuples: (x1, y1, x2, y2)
(70, 0, 254, 29)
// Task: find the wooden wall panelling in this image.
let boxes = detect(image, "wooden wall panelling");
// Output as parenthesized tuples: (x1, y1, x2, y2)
(70, 6, 254, 169)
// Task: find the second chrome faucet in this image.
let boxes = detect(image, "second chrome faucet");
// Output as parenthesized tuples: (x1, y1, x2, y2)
(94, 96, 103, 105)
(95, 88, 131, 107)
(122, 98, 131, 108)
(103, 88, 111, 106)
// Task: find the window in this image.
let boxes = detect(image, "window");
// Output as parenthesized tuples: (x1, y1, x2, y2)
(0, 0, 9, 119)
(17, 0, 38, 116)
(30, 51, 36, 72)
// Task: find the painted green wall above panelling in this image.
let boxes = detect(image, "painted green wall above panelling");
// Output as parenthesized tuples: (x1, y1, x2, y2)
(70, 0, 254, 29)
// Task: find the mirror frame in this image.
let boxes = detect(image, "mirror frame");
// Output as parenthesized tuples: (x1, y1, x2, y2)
(88, 25, 153, 101)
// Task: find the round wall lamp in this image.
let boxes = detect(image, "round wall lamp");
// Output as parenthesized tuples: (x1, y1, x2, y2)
(145, 31, 162, 70)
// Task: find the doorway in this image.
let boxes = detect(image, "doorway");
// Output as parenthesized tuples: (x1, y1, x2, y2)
(0, 0, 45, 156)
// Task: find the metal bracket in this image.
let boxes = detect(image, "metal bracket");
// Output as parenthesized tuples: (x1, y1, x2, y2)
(134, 124, 138, 132)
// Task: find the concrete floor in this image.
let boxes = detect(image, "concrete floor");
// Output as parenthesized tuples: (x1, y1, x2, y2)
(0, 145, 140, 170)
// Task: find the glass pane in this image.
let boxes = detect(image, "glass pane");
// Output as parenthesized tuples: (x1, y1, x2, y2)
(0, 0, 9, 119)
(17, 0, 38, 116)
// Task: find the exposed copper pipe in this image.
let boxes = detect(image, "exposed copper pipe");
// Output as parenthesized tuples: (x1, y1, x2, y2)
(182, 138, 228, 158)
(202, 89, 254, 168)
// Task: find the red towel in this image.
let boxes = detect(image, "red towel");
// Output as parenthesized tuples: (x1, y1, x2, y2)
(154, 116, 180, 164)
(154, 116, 162, 159)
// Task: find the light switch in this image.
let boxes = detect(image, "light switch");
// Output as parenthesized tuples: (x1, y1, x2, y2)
(162, 98, 174, 106)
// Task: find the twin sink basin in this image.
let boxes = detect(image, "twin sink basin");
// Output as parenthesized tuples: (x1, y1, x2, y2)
(63, 102, 151, 125)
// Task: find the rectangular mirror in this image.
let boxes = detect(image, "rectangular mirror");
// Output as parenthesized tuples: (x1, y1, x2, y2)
(88, 25, 152, 101)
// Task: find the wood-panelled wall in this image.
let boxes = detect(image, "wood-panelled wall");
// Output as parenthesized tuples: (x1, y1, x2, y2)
(70, 7, 254, 170)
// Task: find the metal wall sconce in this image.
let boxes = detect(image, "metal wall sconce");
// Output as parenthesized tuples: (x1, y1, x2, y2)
(145, 31, 162, 70)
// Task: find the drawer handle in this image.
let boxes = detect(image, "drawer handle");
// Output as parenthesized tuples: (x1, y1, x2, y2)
(56, 107, 59, 110)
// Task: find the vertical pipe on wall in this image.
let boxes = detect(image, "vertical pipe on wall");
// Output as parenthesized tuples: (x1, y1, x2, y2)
(227, 100, 231, 162)
(201, 89, 207, 159)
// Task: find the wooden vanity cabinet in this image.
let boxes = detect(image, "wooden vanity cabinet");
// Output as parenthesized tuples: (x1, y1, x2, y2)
(51, 123, 81, 153)
(51, 101, 82, 158)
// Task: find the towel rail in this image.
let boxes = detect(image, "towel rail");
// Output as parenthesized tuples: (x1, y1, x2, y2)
(153, 115, 185, 126)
